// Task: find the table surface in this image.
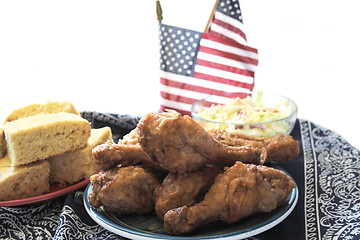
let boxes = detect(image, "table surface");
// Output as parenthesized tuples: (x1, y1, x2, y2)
(0, 112, 359, 240)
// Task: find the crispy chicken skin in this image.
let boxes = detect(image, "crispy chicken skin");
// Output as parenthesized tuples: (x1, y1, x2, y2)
(209, 129, 300, 162)
(137, 110, 266, 173)
(121, 129, 140, 145)
(88, 166, 160, 215)
(92, 140, 146, 170)
(154, 165, 221, 220)
(92, 129, 161, 171)
(163, 162, 295, 235)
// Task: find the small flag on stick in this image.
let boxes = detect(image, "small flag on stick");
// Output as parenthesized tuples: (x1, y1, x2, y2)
(157, 0, 258, 115)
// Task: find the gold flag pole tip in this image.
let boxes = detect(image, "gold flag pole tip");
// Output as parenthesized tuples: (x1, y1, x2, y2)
(156, 0, 163, 22)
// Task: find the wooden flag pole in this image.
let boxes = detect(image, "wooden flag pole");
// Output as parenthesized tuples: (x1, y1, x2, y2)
(204, 0, 219, 33)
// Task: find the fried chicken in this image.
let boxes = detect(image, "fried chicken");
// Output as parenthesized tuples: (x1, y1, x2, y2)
(163, 162, 295, 235)
(92, 129, 161, 171)
(209, 129, 300, 162)
(137, 110, 266, 173)
(121, 128, 140, 145)
(154, 165, 221, 220)
(88, 165, 160, 215)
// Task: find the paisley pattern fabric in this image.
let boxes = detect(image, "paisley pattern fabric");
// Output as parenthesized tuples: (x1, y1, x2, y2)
(300, 120, 360, 240)
(0, 113, 359, 240)
(80, 111, 141, 141)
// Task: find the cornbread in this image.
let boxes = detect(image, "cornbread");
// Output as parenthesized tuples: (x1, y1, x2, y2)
(4, 113, 91, 166)
(4, 101, 80, 123)
(49, 127, 112, 186)
(0, 157, 50, 201)
(0, 128, 5, 158)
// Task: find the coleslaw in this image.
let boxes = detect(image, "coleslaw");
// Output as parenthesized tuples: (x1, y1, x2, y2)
(197, 92, 295, 137)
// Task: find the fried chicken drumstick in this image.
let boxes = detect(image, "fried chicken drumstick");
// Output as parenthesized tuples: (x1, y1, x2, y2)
(137, 110, 266, 173)
(163, 162, 295, 235)
(92, 129, 162, 171)
(154, 165, 221, 220)
(208, 129, 300, 162)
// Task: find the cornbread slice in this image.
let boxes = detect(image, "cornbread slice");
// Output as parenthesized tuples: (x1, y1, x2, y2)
(0, 157, 50, 201)
(4, 101, 80, 123)
(0, 128, 5, 158)
(4, 113, 91, 166)
(48, 127, 112, 186)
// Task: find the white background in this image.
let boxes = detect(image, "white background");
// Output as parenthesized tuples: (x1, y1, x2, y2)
(0, 0, 359, 149)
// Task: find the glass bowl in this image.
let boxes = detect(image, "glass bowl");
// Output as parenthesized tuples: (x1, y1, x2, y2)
(191, 92, 298, 137)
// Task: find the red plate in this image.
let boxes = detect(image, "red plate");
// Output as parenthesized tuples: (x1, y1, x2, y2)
(0, 178, 90, 207)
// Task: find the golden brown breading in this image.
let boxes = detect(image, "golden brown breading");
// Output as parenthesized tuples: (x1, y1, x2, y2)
(163, 162, 295, 235)
(208, 129, 300, 162)
(137, 110, 266, 173)
(92, 140, 155, 171)
(154, 165, 221, 220)
(88, 165, 160, 215)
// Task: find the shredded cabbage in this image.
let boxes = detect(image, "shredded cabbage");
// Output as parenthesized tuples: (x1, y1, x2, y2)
(198, 92, 293, 137)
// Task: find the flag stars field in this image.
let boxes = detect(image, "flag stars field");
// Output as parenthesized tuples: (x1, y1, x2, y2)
(219, 0, 242, 22)
(159, 25, 201, 77)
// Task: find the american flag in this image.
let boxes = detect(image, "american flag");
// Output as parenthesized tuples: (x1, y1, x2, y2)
(158, 0, 259, 115)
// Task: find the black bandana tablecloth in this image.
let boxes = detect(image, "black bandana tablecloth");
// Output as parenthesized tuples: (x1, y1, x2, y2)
(1, 112, 359, 240)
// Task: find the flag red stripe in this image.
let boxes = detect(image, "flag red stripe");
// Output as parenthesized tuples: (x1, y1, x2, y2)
(212, 18, 247, 41)
(201, 33, 258, 54)
(160, 91, 221, 107)
(160, 77, 252, 98)
(195, 59, 254, 77)
(161, 77, 227, 96)
(160, 91, 197, 105)
(193, 72, 254, 89)
(199, 46, 258, 66)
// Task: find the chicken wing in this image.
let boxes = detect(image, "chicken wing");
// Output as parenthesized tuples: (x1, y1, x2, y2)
(88, 165, 160, 215)
(137, 110, 266, 173)
(154, 165, 221, 220)
(208, 129, 300, 162)
(163, 162, 295, 235)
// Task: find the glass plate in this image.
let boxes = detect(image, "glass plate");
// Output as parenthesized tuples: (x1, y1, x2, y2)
(84, 166, 298, 240)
